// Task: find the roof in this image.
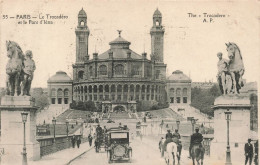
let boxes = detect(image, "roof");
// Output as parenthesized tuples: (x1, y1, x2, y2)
(48, 71, 72, 83)
(78, 8, 87, 17)
(167, 70, 191, 82)
(98, 49, 142, 59)
(153, 8, 162, 17)
(98, 34, 142, 59)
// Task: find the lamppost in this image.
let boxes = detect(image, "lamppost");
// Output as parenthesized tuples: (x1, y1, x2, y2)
(176, 119, 180, 131)
(66, 120, 69, 139)
(224, 109, 232, 165)
(21, 112, 28, 165)
(191, 118, 196, 134)
(52, 117, 56, 143)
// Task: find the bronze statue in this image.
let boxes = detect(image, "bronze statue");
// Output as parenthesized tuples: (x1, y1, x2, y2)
(226, 42, 245, 94)
(5, 41, 36, 96)
(6, 41, 24, 96)
(21, 50, 36, 96)
(217, 43, 245, 95)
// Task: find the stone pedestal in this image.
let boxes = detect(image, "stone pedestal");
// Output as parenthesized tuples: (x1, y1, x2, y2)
(0, 96, 40, 164)
(210, 95, 251, 163)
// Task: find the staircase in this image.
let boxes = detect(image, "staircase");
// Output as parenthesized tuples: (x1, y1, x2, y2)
(109, 112, 131, 119)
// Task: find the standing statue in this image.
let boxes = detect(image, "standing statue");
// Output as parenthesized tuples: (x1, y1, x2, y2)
(6, 41, 24, 96)
(21, 50, 36, 96)
(217, 42, 245, 95)
(226, 42, 245, 94)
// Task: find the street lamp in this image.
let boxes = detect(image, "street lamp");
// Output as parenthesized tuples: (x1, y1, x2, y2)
(176, 119, 180, 131)
(66, 120, 69, 139)
(224, 109, 232, 165)
(52, 117, 56, 143)
(21, 112, 28, 165)
(191, 117, 196, 134)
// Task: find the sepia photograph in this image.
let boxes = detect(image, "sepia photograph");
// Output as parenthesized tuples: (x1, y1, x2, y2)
(0, 0, 259, 164)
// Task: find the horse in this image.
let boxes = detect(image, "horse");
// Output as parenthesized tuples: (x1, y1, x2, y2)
(191, 144, 205, 165)
(164, 142, 179, 165)
(6, 41, 24, 96)
(226, 42, 245, 94)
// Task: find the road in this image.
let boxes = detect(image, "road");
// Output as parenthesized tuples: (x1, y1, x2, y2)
(70, 135, 197, 165)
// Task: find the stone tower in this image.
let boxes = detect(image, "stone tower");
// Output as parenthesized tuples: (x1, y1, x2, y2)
(75, 8, 90, 63)
(150, 8, 165, 63)
(150, 8, 167, 80)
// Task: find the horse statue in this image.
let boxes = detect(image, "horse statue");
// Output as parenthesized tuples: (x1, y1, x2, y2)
(226, 42, 245, 94)
(6, 41, 24, 96)
(191, 144, 205, 165)
(164, 142, 179, 165)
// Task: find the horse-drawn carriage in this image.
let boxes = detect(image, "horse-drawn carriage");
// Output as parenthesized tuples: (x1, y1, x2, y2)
(106, 126, 132, 163)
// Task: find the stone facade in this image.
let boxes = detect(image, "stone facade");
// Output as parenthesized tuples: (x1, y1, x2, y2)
(47, 71, 73, 105)
(166, 70, 191, 104)
(72, 8, 167, 113)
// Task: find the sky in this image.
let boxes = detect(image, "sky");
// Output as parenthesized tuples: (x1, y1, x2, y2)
(0, 0, 259, 88)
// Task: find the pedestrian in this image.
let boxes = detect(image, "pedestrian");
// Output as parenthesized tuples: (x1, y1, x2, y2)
(71, 135, 76, 148)
(76, 136, 81, 148)
(88, 134, 93, 146)
(254, 140, 258, 165)
(245, 138, 254, 165)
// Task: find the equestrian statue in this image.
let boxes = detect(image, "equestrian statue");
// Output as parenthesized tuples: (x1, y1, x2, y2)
(217, 42, 245, 95)
(5, 41, 36, 96)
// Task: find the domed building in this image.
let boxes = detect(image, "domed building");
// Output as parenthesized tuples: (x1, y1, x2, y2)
(47, 71, 73, 105)
(72, 8, 167, 113)
(166, 70, 191, 104)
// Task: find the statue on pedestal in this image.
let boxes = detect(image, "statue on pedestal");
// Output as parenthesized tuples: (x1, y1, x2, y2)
(5, 41, 24, 96)
(21, 50, 36, 96)
(5, 41, 36, 96)
(217, 42, 245, 95)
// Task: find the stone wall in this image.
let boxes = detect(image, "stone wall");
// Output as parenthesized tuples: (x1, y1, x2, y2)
(37, 135, 88, 157)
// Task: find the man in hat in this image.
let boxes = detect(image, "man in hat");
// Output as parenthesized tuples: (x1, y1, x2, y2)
(166, 129, 173, 139)
(245, 138, 254, 165)
(188, 127, 203, 159)
(172, 129, 181, 140)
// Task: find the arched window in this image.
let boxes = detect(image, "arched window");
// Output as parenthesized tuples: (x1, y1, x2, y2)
(89, 66, 93, 77)
(78, 71, 84, 79)
(183, 88, 188, 96)
(170, 88, 175, 93)
(57, 89, 63, 97)
(99, 65, 107, 75)
(115, 64, 124, 75)
(176, 88, 181, 96)
(80, 21, 84, 26)
(51, 88, 56, 97)
(64, 89, 69, 97)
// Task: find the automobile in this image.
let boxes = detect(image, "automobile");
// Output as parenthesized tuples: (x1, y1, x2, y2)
(106, 126, 132, 163)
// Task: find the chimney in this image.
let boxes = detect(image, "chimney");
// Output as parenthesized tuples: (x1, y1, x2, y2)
(109, 50, 113, 59)
(93, 53, 98, 60)
(142, 52, 147, 59)
(127, 50, 131, 58)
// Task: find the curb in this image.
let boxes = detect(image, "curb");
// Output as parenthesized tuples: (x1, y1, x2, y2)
(66, 146, 94, 165)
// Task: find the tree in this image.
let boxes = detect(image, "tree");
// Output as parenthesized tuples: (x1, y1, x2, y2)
(31, 88, 49, 110)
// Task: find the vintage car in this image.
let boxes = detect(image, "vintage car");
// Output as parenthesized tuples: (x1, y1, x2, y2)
(106, 126, 132, 163)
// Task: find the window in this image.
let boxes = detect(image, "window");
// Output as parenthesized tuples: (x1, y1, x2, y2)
(51, 98, 56, 104)
(64, 89, 69, 97)
(94, 95, 97, 101)
(176, 88, 181, 96)
(99, 65, 107, 75)
(80, 20, 84, 26)
(51, 89, 56, 97)
(170, 88, 175, 93)
(177, 97, 181, 103)
(117, 95, 121, 101)
(78, 71, 84, 79)
(155, 70, 160, 79)
(89, 66, 93, 77)
(183, 88, 188, 96)
(57, 89, 63, 97)
(183, 97, 187, 103)
(170, 97, 174, 103)
(115, 64, 124, 75)
(111, 95, 115, 101)
(64, 98, 68, 104)
(58, 98, 62, 104)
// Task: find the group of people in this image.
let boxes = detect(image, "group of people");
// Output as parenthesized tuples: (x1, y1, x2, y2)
(244, 138, 258, 165)
(71, 135, 81, 148)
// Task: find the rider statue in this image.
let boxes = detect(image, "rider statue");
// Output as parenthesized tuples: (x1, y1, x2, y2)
(21, 50, 36, 96)
(216, 52, 229, 95)
(188, 127, 203, 159)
